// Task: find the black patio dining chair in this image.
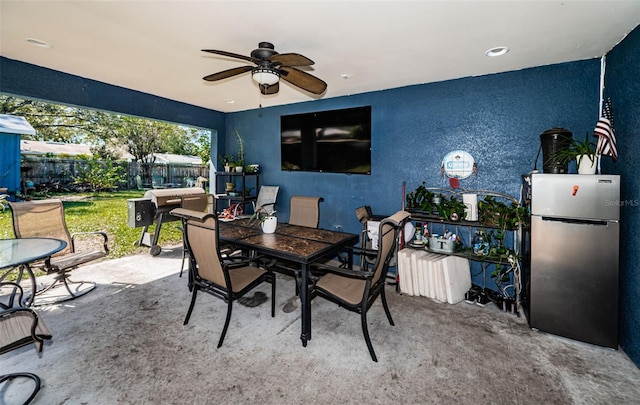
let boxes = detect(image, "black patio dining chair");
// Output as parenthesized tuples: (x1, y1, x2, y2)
(308, 210, 410, 362)
(1, 282, 53, 404)
(288, 195, 324, 228)
(182, 214, 276, 348)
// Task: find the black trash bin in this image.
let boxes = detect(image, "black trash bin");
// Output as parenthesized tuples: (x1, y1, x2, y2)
(540, 128, 573, 174)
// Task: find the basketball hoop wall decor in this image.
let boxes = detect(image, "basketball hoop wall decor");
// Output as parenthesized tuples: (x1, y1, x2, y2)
(441, 150, 477, 188)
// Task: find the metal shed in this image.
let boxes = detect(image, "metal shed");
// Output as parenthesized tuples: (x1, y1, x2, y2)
(0, 114, 36, 196)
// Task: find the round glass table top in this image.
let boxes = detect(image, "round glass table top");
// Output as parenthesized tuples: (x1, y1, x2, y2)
(0, 238, 67, 269)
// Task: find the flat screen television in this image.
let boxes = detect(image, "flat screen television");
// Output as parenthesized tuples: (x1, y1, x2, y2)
(281, 106, 371, 174)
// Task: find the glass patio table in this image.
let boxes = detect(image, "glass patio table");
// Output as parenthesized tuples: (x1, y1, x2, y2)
(0, 238, 67, 307)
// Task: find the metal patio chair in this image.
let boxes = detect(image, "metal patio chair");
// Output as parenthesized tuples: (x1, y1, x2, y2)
(288, 195, 324, 228)
(309, 210, 410, 362)
(182, 214, 276, 348)
(274, 196, 324, 295)
(176, 194, 215, 278)
(1, 282, 52, 404)
(9, 199, 109, 305)
(250, 185, 279, 219)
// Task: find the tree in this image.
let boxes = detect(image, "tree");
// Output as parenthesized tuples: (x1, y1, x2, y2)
(193, 128, 212, 163)
(1, 94, 211, 168)
(0, 95, 86, 142)
(118, 116, 174, 184)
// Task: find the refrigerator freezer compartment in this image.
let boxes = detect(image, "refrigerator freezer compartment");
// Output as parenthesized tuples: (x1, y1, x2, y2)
(531, 174, 620, 221)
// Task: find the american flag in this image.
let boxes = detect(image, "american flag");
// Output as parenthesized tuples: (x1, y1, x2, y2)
(594, 97, 617, 162)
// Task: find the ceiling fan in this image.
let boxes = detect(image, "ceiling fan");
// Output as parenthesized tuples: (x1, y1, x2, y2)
(202, 42, 327, 95)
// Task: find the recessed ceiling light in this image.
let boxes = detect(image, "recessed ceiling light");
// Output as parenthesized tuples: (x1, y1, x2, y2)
(26, 38, 52, 48)
(485, 46, 509, 57)
(224, 99, 235, 104)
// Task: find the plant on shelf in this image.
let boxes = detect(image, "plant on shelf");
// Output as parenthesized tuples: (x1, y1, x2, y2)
(405, 182, 435, 214)
(437, 195, 467, 222)
(475, 195, 526, 301)
(233, 130, 245, 169)
(219, 154, 235, 171)
(477, 196, 527, 231)
(487, 240, 519, 301)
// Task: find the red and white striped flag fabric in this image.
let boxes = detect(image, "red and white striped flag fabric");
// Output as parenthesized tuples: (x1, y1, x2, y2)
(594, 97, 617, 162)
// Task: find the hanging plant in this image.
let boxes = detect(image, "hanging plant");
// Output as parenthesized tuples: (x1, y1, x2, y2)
(405, 182, 435, 214)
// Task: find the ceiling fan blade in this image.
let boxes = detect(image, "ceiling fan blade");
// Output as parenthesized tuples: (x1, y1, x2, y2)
(202, 49, 258, 64)
(271, 53, 314, 67)
(280, 67, 327, 95)
(203, 66, 253, 81)
(260, 82, 279, 95)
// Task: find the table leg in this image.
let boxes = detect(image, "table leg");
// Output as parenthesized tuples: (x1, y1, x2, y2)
(0, 264, 36, 308)
(299, 263, 311, 346)
(347, 249, 354, 270)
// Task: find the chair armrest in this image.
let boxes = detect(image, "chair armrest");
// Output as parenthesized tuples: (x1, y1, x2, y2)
(0, 283, 46, 353)
(0, 307, 46, 352)
(310, 262, 373, 280)
(0, 282, 25, 309)
(224, 254, 272, 270)
(171, 208, 209, 222)
(334, 245, 377, 268)
(70, 230, 109, 254)
(256, 203, 275, 212)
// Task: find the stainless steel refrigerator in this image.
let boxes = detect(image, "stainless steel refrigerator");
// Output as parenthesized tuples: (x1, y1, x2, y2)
(528, 173, 619, 348)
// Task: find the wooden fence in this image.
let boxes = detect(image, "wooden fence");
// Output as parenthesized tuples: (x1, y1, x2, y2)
(21, 157, 209, 191)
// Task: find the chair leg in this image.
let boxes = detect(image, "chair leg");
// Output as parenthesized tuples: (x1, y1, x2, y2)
(33, 273, 96, 306)
(271, 273, 276, 317)
(218, 299, 233, 348)
(380, 288, 395, 326)
(183, 289, 198, 325)
(360, 311, 378, 362)
(179, 250, 186, 277)
(179, 229, 188, 278)
(0, 372, 41, 404)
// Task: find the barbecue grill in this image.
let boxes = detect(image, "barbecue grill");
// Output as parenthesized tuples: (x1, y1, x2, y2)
(127, 188, 205, 255)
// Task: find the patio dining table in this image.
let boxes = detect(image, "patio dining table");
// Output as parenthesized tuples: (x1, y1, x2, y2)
(218, 218, 359, 347)
(0, 238, 67, 307)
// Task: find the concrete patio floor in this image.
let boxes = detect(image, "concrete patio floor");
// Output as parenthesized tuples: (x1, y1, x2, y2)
(2, 245, 640, 404)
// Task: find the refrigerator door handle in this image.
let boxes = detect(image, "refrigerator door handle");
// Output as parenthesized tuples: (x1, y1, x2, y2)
(540, 216, 609, 226)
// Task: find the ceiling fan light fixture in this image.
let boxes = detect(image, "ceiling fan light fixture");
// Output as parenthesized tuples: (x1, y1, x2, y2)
(252, 68, 280, 85)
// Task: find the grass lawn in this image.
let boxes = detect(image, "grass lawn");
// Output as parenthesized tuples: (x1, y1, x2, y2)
(0, 190, 183, 258)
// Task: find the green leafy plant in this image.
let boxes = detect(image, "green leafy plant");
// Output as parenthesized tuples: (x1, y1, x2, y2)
(234, 130, 245, 167)
(73, 157, 126, 192)
(475, 195, 526, 300)
(551, 131, 597, 166)
(477, 196, 527, 231)
(437, 195, 467, 221)
(405, 182, 435, 213)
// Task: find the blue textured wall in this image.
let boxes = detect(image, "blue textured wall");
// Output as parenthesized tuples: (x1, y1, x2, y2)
(227, 60, 600, 306)
(605, 26, 640, 366)
(227, 61, 600, 232)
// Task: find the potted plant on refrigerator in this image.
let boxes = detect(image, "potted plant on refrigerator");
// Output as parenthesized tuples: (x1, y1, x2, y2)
(553, 132, 598, 174)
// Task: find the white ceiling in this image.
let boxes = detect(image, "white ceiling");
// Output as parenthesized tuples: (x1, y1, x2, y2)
(2, 1, 640, 114)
